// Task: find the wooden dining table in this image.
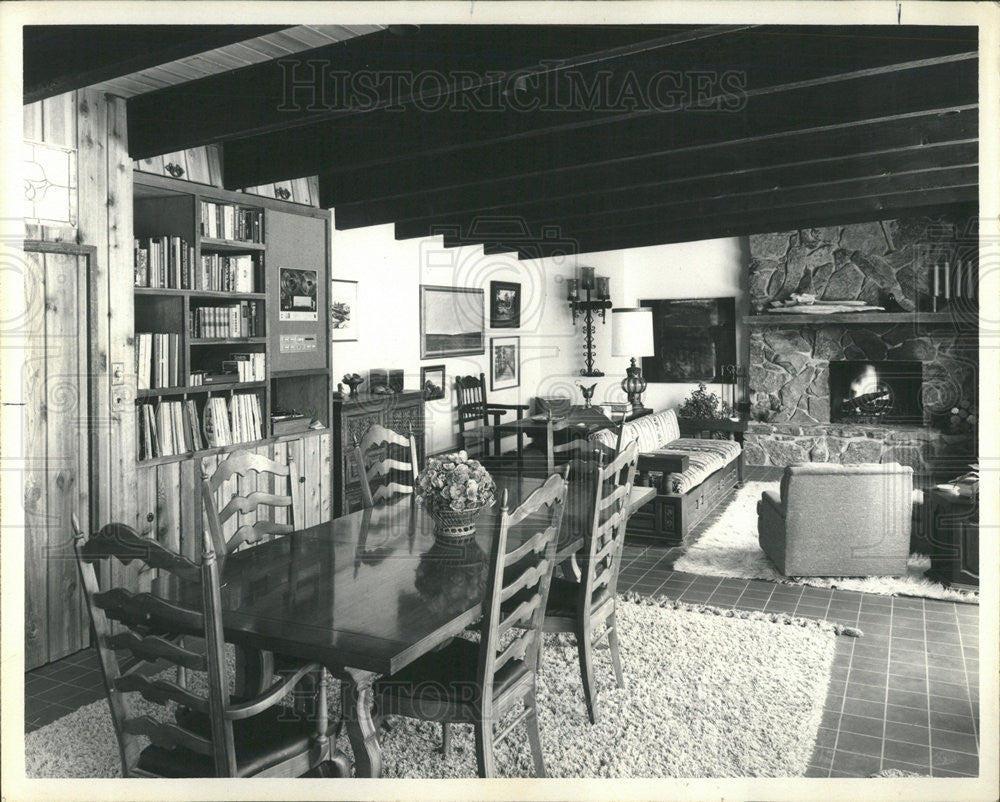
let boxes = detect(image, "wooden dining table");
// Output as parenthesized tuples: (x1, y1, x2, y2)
(157, 474, 654, 778)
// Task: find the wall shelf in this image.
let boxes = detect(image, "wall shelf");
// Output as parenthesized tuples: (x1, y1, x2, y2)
(743, 312, 964, 326)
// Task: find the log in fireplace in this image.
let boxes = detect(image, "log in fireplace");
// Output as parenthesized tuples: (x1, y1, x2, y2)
(829, 360, 924, 425)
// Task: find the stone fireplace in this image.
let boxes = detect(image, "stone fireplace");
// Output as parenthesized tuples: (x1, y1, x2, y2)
(742, 213, 978, 473)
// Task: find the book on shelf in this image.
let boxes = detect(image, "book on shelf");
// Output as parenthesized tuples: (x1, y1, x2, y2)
(137, 400, 196, 460)
(201, 393, 263, 449)
(224, 352, 266, 382)
(133, 236, 194, 289)
(190, 302, 261, 339)
(198, 253, 257, 293)
(200, 201, 264, 243)
(135, 332, 181, 389)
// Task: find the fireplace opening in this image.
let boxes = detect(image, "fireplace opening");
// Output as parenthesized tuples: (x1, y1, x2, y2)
(829, 360, 924, 425)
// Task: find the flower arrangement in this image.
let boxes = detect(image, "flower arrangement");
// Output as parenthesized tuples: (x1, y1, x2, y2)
(677, 382, 733, 420)
(416, 451, 496, 514)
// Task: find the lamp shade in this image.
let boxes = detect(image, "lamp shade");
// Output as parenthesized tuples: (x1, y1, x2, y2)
(611, 308, 654, 356)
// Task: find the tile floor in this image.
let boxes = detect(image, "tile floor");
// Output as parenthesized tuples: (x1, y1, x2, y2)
(24, 467, 981, 778)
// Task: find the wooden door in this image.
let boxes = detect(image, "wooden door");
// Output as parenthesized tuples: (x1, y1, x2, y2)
(23, 243, 94, 668)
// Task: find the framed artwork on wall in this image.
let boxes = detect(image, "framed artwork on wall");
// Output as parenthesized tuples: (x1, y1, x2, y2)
(490, 335, 520, 391)
(640, 297, 737, 383)
(419, 285, 485, 358)
(420, 364, 446, 400)
(329, 279, 358, 341)
(490, 280, 521, 328)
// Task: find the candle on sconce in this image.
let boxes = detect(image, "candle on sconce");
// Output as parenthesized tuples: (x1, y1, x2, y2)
(566, 278, 579, 300)
(955, 260, 962, 299)
(933, 263, 940, 297)
(596, 276, 610, 299)
(943, 261, 950, 300)
(580, 266, 596, 290)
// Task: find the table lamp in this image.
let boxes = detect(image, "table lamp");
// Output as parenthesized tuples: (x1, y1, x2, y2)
(611, 308, 654, 412)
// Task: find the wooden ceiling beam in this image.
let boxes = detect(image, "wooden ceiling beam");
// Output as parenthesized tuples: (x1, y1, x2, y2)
(313, 55, 976, 206)
(129, 24, 718, 159)
(333, 107, 977, 229)
(392, 142, 978, 240)
(505, 187, 978, 258)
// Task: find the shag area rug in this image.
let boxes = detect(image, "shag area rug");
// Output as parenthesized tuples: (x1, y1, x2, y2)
(673, 481, 978, 603)
(26, 597, 838, 779)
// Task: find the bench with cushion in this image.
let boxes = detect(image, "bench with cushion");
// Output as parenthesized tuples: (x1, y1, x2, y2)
(590, 408, 744, 543)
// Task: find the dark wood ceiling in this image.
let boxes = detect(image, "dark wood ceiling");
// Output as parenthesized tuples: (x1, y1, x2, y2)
(28, 24, 979, 257)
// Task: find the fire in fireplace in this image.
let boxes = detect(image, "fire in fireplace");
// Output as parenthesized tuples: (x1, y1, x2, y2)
(829, 360, 924, 424)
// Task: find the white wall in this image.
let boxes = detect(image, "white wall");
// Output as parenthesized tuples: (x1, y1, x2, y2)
(330, 214, 745, 452)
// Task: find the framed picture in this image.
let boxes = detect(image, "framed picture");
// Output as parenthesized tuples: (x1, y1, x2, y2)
(640, 297, 737, 383)
(419, 285, 485, 359)
(490, 336, 520, 391)
(490, 280, 521, 328)
(279, 267, 318, 321)
(329, 279, 358, 341)
(420, 364, 446, 400)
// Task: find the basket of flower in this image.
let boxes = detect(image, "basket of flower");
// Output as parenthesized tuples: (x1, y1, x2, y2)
(415, 451, 497, 541)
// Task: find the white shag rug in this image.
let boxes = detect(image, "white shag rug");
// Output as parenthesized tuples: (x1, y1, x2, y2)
(25, 597, 838, 779)
(673, 481, 978, 603)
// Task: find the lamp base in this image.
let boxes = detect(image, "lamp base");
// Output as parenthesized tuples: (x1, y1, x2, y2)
(621, 357, 647, 412)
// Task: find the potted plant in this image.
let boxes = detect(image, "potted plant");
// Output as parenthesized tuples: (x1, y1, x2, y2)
(677, 383, 733, 421)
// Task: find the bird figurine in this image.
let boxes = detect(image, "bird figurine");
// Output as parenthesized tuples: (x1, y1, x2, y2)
(577, 382, 598, 409)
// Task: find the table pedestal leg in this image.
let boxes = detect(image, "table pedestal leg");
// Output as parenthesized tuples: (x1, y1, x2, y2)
(341, 667, 383, 778)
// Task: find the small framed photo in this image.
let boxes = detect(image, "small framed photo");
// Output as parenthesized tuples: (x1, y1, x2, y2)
(330, 279, 358, 341)
(490, 336, 520, 392)
(420, 364, 446, 400)
(490, 280, 521, 328)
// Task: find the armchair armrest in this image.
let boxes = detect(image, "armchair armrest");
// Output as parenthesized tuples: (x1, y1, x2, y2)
(637, 452, 690, 474)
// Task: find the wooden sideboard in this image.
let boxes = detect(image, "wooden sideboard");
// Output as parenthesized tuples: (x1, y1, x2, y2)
(332, 391, 426, 515)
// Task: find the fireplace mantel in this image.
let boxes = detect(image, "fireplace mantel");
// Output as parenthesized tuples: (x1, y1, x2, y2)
(743, 312, 962, 326)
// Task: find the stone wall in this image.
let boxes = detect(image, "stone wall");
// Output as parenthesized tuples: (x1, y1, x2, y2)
(744, 213, 978, 470)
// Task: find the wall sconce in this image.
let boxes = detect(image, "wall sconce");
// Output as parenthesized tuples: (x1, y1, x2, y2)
(567, 266, 612, 377)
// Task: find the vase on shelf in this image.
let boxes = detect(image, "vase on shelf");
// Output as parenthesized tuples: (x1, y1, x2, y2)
(430, 505, 485, 542)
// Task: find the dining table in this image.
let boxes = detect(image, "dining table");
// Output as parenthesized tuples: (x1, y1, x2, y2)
(155, 473, 655, 778)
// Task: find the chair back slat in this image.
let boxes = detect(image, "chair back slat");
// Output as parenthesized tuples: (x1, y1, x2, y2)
(478, 474, 566, 706)
(353, 425, 419, 508)
(115, 673, 211, 713)
(207, 450, 291, 492)
(80, 523, 201, 583)
(218, 491, 292, 524)
(456, 373, 489, 426)
(123, 715, 214, 755)
(202, 450, 299, 563)
(578, 441, 639, 613)
(106, 631, 208, 671)
(93, 587, 205, 633)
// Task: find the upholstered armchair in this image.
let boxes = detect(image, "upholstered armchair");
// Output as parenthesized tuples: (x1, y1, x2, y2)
(757, 462, 914, 577)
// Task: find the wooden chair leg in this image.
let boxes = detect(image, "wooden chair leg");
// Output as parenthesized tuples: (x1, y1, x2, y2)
(577, 630, 598, 725)
(524, 692, 547, 778)
(441, 722, 452, 758)
(474, 719, 497, 778)
(607, 612, 625, 688)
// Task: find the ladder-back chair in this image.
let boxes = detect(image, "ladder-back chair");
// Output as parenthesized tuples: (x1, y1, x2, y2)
(543, 440, 639, 724)
(201, 450, 299, 566)
(72, 516, 332, 777)
(455, 372, 527, 460)
(352, 423, 419, 507)
(375, 471, 568, 777)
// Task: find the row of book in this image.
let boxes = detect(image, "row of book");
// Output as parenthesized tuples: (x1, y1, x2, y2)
(224, 352, 266, 382)
(137, 400, 203, 459)
(134, 236, 194, 289)
(190, 302, 263, 339)
(136, 332, 182, 390)
(203, 394, 265, 448)
(200, 253, 258, 293)
(200, 201, 264, 243)
(136, 393, 265, 460)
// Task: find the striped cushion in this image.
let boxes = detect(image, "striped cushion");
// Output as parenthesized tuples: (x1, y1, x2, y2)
(590, 409, 680, 452)
(652, 438, 741, 494)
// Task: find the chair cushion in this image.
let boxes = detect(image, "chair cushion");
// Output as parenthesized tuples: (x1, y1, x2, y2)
(135, 706, 315, 777)
(651, 438, 741, 494)
(544, 576, 612, 622)
(590, 409, 680, 453)
(375, 637, 529, 713)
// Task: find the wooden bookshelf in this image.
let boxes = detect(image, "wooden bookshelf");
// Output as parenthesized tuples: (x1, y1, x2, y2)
(132, 171, 330, 466)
